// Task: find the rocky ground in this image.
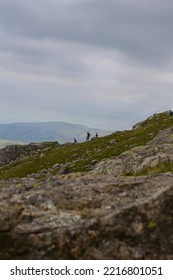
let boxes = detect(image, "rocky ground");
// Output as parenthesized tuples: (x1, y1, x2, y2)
(0, 173, 173, 259)
(92, 143, 173, 175)
(0, 141, 59, 166)
(1, 112, 173, 260)
(92, 126, 173, 176)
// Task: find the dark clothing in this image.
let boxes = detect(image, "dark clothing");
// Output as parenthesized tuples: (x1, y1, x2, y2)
(169, 110, 173, 117)
(86, 132, 91, 141)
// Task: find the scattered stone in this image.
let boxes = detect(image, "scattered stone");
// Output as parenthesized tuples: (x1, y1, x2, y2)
(91, 160, 98, 166)
(107, 139, 117, 145)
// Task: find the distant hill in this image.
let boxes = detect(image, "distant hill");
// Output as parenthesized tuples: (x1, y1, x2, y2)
(0, 122, 112, 145)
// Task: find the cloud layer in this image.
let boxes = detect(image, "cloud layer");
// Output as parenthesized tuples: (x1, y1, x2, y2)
(0, 0, 173, 129)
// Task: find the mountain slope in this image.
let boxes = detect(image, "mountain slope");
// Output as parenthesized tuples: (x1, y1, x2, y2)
(0, 111, 173, 179)
(0, 121, 111, 144)
(1, 111, 173, 261)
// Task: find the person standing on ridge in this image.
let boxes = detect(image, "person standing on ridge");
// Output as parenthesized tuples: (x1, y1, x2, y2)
(86, 132, 91, 141)
(169, 110, 173, 117)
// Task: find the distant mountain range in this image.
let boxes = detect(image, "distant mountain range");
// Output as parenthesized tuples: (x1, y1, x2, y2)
(0, 122, 112, 147)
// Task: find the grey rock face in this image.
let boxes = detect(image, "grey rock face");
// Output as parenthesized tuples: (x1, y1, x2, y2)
(0, 142, 58, 166)
(92, 144, 173, 176)
(92, 126, 173, 176)
(147, 126, 173, 145)
(0, 173, 173, 259)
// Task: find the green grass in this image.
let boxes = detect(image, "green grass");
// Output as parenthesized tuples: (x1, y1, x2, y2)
(0, 112, 173, 179)
(133, 161, 173, 176)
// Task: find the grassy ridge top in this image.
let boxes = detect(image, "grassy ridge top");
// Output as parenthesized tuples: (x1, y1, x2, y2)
(0, 112, 173, 179)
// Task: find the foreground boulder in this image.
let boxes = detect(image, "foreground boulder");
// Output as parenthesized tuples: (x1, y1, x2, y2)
(0, 173, 173, 259)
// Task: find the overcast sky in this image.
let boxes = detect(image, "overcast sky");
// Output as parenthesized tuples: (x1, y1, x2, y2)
(1, 0, 173, 130)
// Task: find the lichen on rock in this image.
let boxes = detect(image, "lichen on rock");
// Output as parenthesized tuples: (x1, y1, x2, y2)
(0, 173, 173, 259)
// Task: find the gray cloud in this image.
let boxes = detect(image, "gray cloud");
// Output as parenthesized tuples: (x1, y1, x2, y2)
(0, 0, 173, 130)
(1, 0, 173, 65)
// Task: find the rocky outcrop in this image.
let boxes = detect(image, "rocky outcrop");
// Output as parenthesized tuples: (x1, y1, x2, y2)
(147, 126, 173, 145)
(0, 142, 59, 166)
(0, 173, 173, 259)
(92, 126, 173, 176)
(92, 144, 173, 175)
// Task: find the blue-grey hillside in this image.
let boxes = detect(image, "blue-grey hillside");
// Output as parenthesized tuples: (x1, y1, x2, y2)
(0, 122, 112, 145)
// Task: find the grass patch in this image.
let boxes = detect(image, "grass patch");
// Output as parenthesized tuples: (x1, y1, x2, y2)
(134, 161, 173, 176)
